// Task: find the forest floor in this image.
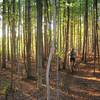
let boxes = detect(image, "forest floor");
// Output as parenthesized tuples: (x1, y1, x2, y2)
(0, 61, 100, 100)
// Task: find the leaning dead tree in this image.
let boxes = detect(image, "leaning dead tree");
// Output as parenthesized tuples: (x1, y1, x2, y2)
(46, 0, 56, 100)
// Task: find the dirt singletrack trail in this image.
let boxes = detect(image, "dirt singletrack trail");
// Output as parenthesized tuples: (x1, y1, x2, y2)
(0, 62, 100, 100)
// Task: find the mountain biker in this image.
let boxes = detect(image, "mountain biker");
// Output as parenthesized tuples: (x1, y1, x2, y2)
(70, 48, 76, 72)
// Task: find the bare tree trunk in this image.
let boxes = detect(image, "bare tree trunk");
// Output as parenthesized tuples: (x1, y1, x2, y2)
(46, 0, 56, 99)
(62, 7, 66, 49)
(2, 0, 6, 69)
(10, 0, 16, 94)
(70, 7, 73, 49)
(79, 0, 82, 53)
(82, 0, 88, 63)
(18, 0, 21, 59)
(63, 0, 70, 69)
(44, 0, 48, 60)
(26, 0, 33, 79)
(95, 0, 99, 64)
(7, 0, 10, 61)
(36, 0, 43, 88)
(93, 0, 99, 73)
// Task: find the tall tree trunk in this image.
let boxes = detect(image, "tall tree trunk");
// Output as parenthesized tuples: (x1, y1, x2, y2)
(95, 0, 99, 64)
(62, 5, 66, 49)
(82, 0, 88, 62)
(26, 0, 33, 79)
(2, 0, 6, 69)
(46, 0, 56, 99)
(63, 0, 70, 69)
(59, 10, 62, 51)
(36, 0, 43, 88)
(23, 0, 27, 74)
(10, 0, 16, 91)
(44, 0, 48, 60)
(7, 0, 10, 61)
(18, 0, 21, 59)
(70, 6, 73, 49)
(79, 0, 82, 54)
(77, 18, 80, 51)
(93, 0, 96, 73)
(57, 0, 60, 52)
(93, 0, 99, 73)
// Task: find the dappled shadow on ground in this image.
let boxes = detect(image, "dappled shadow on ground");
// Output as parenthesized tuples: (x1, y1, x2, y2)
(0, 61, 100, 100)
(66, 63, 100, 100)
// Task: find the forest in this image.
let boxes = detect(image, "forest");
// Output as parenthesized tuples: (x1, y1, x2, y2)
(0, 0, 100, 100)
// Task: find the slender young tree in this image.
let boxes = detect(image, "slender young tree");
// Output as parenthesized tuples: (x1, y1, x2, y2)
(10, 0, 16, 91)
(79, 0, 82, 53)
(23, 0, 27, 74)
(70, 0, 74, 49)
(18, 0, 21, 59)
(7, 0, 10, 61)
(46, 0, 56, 99)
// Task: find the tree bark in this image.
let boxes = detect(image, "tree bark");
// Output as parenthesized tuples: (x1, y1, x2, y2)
(63, 0, 70, 69)
(26, 0, 33, 79)
(82, 0, 88, 63)
(2, 0, 6, 69)
(36, 0, 43, 88)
